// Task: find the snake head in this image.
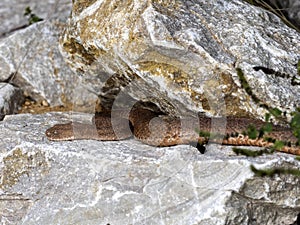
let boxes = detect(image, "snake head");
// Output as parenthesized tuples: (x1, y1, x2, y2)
(45, 122, 75, 141)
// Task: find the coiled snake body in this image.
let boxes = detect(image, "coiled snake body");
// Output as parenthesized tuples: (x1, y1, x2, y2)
(46, 108, 300, 155)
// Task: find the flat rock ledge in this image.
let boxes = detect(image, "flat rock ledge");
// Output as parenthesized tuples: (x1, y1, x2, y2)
(0, 113, 300, 224)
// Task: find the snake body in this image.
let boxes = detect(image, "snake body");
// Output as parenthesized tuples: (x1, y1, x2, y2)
(46, 108, 300, 155)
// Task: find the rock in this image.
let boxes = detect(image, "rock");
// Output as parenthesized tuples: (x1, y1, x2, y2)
(0, 20, 98, 109)
(0, 0, 72, 38)
(226, 169, 300, 224)
(0, 1, 299, 224)
(288, 0, 300, 28)
(258, 0, 300, 30)
(0, 83, 24, 119)
(61, 0, 300, 120)
(0, 112, 300, 224)
(0, 0, 99, 111)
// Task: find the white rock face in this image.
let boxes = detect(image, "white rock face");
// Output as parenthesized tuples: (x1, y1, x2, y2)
(0, 112, 299, 224)
(0, 0, 72, 38)
(0, 20, 98, 108)
(60, 0, 300, 119)
(0, 0, 99, 110)
(0, 1, 300, 223)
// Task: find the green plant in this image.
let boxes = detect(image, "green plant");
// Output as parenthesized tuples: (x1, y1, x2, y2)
(291, 109, 300, 144)
(237, 68, 300, 143)
(235, 68, 300, 176)
(24, 7, 43, 25)
(250, 165, 300, 177)
(233, 147, 274, 157)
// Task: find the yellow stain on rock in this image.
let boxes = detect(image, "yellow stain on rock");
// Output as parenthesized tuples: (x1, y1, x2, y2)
(0, 148, 49, 189)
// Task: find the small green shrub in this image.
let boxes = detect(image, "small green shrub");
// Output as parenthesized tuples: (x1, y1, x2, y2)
(24, 7, 43, 25)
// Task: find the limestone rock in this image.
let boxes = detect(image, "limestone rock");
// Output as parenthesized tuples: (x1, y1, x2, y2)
(0, 83, 24, 119)
(0, 112, 299, 224)
(61, 0, 300, 119)
(0, 0, 99, 111)
(0, 0, 72, 38)
(0, 20, 98, 109)
(260, 0, 300, 30)
(226, 169, 300, 224)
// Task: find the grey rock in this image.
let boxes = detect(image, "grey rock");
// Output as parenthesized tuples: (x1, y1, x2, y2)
(0, 0, 72, 38)
(288, 0, 300, 27)
(0, 0, 98, 110)
(226, 170, 300, 225)
(60, 0, 300, 120)
(260, 0, 300, 30)
(0, 83, 24, 119)
(0, 20, 98, 108)
(0, 112, 300, 224)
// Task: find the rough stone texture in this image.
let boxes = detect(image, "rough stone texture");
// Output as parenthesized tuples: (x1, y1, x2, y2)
(0, 0, 99, 110)
(61, 0, 300, 120)
(263, 0, 300, 29)
(288, 0, 300, 27)
(0, 112, 300, 224)
(0, 0, 72, 38)
(226, 170, 300, 225)
(0, 83, 24, 119)
(0, 20, 98, 109)
(0, 1, 300, 223)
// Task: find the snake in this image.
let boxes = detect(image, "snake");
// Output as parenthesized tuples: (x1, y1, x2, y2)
(45, 108, 300, 155)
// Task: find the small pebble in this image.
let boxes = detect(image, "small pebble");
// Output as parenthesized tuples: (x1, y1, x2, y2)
(42, 100, 49, 107)
(24, 101, 31, 106)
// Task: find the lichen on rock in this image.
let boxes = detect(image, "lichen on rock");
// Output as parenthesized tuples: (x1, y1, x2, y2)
(60, 0, 300, 120)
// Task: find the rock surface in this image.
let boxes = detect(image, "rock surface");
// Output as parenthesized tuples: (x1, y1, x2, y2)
(0, 0, 72, 38)
(0, 112, 300, 224)
(0, 83, 23, 119)
(0, 1, 300, 224)
(61, 0, 300, 119)
(0, 18, 98, 109)
(0, 0, 99, 111)
(261, 0, 300, 30)
(1, 0, 299, 119)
